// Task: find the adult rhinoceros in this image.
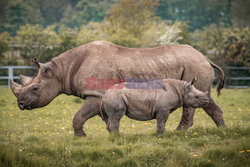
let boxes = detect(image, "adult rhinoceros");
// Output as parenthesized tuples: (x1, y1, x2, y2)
(10, 41, 225, 136)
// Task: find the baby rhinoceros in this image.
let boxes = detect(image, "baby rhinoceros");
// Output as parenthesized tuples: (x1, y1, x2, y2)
(101, 78, 209, 135)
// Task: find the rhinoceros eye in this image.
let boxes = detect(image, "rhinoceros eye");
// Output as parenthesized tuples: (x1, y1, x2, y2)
(33, 87, 38, 91)
(195, 96, 199, 99)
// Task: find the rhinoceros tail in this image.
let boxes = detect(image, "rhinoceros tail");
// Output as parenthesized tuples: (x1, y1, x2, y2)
(208, 59, 225, 96)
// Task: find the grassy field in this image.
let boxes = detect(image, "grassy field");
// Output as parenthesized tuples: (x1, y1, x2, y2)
(0, 87, 249, 167)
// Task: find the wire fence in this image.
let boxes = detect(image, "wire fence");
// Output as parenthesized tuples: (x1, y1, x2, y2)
(0, 66, 249, 88)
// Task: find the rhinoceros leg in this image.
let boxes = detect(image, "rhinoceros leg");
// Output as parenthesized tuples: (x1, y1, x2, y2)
(202, 97, 226, 127)
(156, 109, 170, 135)
(176, 106, 195, 130)
(73, 96, 101, 137)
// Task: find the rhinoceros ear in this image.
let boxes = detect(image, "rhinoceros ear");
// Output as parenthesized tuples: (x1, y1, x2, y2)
(31, 58, 52, 77)
(39, 63, 52, 76)
(191, 77, 197, 85)
(20, 74, 32, 86)
(31, 58, 40, 68)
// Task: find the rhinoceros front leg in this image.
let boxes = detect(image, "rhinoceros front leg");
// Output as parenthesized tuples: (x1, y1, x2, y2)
(202, 97, 226, 127)
(73, 96, 101, 137)
(156, 109, 170, 136)
(176, 106, 195, 130)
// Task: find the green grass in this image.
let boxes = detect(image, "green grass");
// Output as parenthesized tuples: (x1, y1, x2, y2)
(0, 88, 249, 167)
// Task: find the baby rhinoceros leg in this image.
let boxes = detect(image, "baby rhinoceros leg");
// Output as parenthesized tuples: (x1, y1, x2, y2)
(156, 109, 170, 136)
(105, 96, 126, 133)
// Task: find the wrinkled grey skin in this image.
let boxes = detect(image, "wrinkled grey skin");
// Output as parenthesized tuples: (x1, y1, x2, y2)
(101, 78, 209, 135)
(10, 41, 225, 137)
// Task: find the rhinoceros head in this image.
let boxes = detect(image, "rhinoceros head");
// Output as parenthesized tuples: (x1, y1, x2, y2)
(10, 59, 61, 110)
(183, 78, 209, 108)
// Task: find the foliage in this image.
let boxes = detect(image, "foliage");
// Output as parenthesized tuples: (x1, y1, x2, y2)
(0, 0, 8, 32)
(158, 21, 191, 46)
(59, 0, 118, 29)
(192, 24, 249, 67)
(15, 24, 60, 63)
(108, 28, 140, 48)
(14, 24, 81, 63)
(0, 87, 250, 166)
(4, 0, 28, 36)
(58, 25, 78, 53)
(76, 22, 107, 45)
(157, 0, 232, 31)
(231, 0, 250, 28)
(105, 0, 159, 37)
(39, 0, 71, 26)
(103, 0, 159, 47)
(138, 20, 167, 47)
(3, 0, 44, 36)
(222, 27, 249, 67)
(0, 0, 248, 68)
(1, 0, 249, 37)
(192, 23, 225, 56)
(0, 32, 12, 65)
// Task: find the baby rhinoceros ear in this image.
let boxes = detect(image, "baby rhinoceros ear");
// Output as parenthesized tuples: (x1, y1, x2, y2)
(185, 77, 198, 90)
(191, 77, 197, 85)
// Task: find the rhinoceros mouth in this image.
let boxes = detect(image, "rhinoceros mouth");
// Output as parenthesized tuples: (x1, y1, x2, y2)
(18, 102, 32, 110)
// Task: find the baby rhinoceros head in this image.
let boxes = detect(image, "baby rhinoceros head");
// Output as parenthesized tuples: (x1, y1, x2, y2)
(183, 78, 209, 108)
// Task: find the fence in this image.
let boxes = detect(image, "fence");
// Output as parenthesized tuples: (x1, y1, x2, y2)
(225, 66, 250, 88)
(0, 66, 249, 88)
(0, 66, 34, 87)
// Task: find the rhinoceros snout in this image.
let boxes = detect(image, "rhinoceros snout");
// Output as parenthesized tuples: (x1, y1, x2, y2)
(204, 101, 209, 107)
(18, 101, 32, 110)
(18, 101, 25, 110)
(202, 98, 209, 107)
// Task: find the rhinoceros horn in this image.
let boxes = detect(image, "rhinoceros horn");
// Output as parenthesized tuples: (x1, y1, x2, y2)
(20, 74, 32, 86)
(10, 80, 22, 97)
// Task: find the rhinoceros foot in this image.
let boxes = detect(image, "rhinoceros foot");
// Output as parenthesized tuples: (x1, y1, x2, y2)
(74, 129, 86, 137)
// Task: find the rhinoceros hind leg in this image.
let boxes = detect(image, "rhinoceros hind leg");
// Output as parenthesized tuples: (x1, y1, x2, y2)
(156, 109, 170, 136)
(73, 97, 101, 137)
(202, 97, 226, 127)
(176, 107, 195, 130)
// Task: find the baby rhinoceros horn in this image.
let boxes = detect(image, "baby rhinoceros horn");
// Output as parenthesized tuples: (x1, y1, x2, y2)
(10, 80, 22, 97)
(20, 74, 32, 86)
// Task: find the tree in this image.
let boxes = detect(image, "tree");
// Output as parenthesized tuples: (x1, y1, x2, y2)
(0, 32, 12, 65)
(192, 23, 225, 55)
(5, 0, 28, 36)
(15, 24, 60, 63)
(103, 0, 159, 47)
(59, 4, 78, 28)
(39, 0, 71, 26)
(2, 0, 44, 35)
(157, 0, 232, 31)
(192, 23, 249, 67)
(59, 0, 117, 28)
(231, 0, 250, 28)
(223, 27, 249, 67)
(58, 25, 78, 52)
(77, 22, 107, 45)
(158, 21, 191, 46)
(0, 0, 8, 32)
(105, 0, 159, 38)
